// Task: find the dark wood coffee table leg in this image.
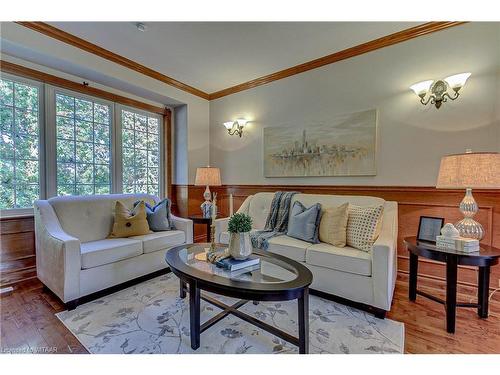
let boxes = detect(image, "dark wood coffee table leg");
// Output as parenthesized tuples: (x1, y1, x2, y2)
(298, 287, 309, 354)
(189, 279, 200, 350)
(478, 266, 490, 318)
(445, 256, 458, 333)
(409, 252, 418, 301)
(179, 279, 187, 299)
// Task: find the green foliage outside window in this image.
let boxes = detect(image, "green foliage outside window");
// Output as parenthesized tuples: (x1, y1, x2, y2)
(0, 78, 40, 209)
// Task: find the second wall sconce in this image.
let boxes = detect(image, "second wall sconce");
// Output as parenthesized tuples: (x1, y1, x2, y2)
(223, 119, 247, 137)
(410, 72, 471, 109)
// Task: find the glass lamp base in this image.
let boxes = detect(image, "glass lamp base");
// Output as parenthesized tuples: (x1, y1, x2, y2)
(454, 217, 484, 240)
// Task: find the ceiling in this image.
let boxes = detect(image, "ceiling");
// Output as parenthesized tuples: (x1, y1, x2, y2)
(48, 22, 421, 93)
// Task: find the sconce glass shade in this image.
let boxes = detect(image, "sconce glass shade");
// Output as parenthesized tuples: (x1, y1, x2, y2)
(223, 121, 234, 130)
(410, 80, 434, 97)
(236, 119, 247, 127)
(444, 72, 471, 90)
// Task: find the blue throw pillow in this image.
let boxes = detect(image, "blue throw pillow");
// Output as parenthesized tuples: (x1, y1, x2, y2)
(286, 201, 322, 243)
(134, 199, 174, 231)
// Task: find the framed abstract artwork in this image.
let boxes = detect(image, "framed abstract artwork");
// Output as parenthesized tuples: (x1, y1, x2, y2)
(263, 109, 377, 177)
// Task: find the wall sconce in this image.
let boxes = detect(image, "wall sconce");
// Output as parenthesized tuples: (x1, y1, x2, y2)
(223, 119, 247, 137)
(410, 72, 471, 109)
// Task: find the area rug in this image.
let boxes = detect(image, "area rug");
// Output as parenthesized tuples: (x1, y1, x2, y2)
(56, 273, 404, 354)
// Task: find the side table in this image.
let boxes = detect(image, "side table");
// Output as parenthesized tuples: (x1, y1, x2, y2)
(188, 215, 212, 242)
(403, 236, 500, 333)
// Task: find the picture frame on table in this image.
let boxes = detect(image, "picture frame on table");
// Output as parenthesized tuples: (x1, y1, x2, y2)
(417, 216, 445, 243)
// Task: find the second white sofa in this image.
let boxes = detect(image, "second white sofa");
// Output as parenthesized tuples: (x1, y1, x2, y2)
(215, 192, 398, 317)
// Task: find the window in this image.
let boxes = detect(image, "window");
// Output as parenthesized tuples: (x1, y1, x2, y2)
(121, 108, 161, 196)
(0, 77, 42, 209)
(55, 92, 112, 196)
(0, 74, 166, 213)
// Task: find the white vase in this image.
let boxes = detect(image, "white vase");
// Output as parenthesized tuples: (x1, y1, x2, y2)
(228, 232, 252, 260)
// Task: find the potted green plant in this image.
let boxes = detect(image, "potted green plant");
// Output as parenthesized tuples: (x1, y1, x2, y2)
(227, 213, 253, 260)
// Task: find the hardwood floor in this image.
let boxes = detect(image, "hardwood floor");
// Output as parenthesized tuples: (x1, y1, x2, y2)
(1, 273, 499, 354)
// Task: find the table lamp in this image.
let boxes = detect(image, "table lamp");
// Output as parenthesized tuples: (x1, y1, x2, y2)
(436, 150, 500, 240)
(194, 166, 221, 218)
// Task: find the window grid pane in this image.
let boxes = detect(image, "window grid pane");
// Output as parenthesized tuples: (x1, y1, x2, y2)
(0, 78, 40, 209)
(56, 93, 111, 196)
(121, 110, 160, 196)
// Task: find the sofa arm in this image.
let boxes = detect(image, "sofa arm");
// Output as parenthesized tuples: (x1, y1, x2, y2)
(371, 202, 398, 311)
(171, 215, 193, 244)
(215, 217, 229, 243)
(34, 200, 81, 303)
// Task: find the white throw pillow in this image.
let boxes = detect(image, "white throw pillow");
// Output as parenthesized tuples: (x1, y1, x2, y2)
(346, 205, 384, 251)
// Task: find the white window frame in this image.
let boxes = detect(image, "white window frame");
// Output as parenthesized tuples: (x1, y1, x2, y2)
(0, 72, 45, 217)
(1, 73, 166, 218)
(115, 104, 164, 198)
(45, 85, 115, 198)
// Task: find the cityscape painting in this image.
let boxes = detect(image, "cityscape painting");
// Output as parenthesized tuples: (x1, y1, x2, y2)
(263, 109, 377, 177)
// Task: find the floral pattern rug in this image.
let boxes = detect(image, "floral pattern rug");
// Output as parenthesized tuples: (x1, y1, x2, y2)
(56, 273, 404, 354)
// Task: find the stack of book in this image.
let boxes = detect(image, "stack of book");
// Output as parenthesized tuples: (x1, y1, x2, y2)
(436, 235, 480, 253)
(215, 255, 260, 271)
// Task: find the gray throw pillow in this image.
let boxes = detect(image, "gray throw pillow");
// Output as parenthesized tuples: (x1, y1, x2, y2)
(286, 201, 322, 243)
(134, 199, 174, 231)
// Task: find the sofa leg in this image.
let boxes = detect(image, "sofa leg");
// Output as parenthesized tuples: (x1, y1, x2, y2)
(373, 309, 387, 319)
(65, 299, 79, 311)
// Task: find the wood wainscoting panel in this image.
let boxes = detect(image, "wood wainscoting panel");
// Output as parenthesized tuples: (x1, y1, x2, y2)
(0, 216, 37, 287)
(171, 184, 500, 298)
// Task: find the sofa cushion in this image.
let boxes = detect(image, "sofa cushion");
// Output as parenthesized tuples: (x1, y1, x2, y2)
(130, 230, 186, 254)
(286, 201, 321, 243)
(109, 201, 151, 238)
(48, 194, 157, 243)
(306, 243, 372, 276)
(319, 203, 349, 247)
(80, 238, 143, 269)
(346, 205, 384, 251)
(134, 198, 174, 231)
(247, 192, 276, 230)
(267, 235, 310, 262)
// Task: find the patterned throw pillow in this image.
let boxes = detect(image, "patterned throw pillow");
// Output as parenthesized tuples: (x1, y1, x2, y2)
(134, 199, 174, 231)
(346, 205, 384, 251)
(319, 203, 349, 247)
(108, 201, 151, 238)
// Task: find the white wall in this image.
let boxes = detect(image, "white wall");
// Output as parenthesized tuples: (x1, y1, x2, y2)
(0, 22, 210, 185)
(209, 23, 500, 186)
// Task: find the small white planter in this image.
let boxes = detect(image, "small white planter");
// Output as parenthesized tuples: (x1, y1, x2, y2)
(228, 232, 252, 260)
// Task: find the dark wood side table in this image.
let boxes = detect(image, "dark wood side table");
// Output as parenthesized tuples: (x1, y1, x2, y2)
(403, 236, 500, 333)
(188, 215, 212, 242)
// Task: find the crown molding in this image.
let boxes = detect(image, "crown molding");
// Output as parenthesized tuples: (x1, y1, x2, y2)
(0, 60, 169, 115)
(208, 22, 467, 100)
(16, 21, 467, 102)
(16, 21, 210, 100)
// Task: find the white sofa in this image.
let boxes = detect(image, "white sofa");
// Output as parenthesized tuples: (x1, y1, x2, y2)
(215, 193, 398, 316)
(34, 194, 193, 308)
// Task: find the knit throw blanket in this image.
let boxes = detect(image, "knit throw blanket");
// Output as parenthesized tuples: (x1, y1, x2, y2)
(250, 191, 299, 250)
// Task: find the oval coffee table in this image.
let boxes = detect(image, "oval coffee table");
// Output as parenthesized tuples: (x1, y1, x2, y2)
(165, 243, 313, 353)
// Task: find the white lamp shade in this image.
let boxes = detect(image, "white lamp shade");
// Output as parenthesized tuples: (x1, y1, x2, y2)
(236, 119, 247, 127)
(194, 167, 221, 186)
(223, 121, 234, 130)
(444, 72, 471, 90)
(409, 80, 434, 96)
(436, 152, 500, 189)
